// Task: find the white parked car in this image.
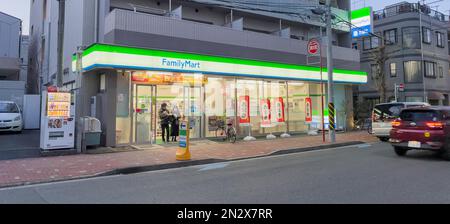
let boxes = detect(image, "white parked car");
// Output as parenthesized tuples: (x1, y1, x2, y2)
(371, 102, 429, 141)
(0, 101, 23, 133)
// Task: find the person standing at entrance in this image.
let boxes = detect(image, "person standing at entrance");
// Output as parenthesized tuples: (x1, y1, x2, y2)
(159, 103, 171, 143)
(171, 105, 181, 142)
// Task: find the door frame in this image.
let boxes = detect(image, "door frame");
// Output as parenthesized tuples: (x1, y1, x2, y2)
(132, 84, 157, 145)
(183, 85, 205, 139)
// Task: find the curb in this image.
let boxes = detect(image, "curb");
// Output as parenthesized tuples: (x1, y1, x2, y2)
(0, 141, 366, 189)
(96, 141, 366, 176)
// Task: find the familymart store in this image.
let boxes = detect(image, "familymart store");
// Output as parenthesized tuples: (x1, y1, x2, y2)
(73, 44, 367, 147)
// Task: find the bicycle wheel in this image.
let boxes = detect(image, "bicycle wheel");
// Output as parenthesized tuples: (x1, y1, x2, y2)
(215, 127, 227, 141)
(228, 127, 237, 143)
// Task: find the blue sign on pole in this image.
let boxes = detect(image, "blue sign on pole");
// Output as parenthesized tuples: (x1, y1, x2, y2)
(351, 7, 373, 38)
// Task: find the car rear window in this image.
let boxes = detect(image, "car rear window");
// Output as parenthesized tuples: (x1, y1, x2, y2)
(373, 103, 404, 121)
(400, 110, 442, 122)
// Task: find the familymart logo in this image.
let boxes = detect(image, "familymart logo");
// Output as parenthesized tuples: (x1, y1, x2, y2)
(162, 58, 201, 70)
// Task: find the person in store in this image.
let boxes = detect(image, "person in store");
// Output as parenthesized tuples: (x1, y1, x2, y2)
(170, 105, 181, 142)
(159, 103, 171, 143)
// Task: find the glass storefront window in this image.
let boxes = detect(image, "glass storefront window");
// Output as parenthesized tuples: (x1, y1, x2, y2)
(204, 77, 236, 137)
(262, 81, 287, 134)
(237, 79, 262, 136)
(309, 83, 328, 130)
(115, 69, 350, 144)
(287, 82, 308, 133)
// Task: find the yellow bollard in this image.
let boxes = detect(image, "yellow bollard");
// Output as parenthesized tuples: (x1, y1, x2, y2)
(176, 119, 191, 161)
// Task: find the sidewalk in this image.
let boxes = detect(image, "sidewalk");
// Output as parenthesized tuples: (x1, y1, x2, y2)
(0, 131, 378, 188)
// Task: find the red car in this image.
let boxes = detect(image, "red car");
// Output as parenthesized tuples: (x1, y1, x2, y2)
(389, 106, 450, 160)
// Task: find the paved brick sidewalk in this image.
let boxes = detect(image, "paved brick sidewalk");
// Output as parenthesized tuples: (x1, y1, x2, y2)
(0, 131, 378, 188)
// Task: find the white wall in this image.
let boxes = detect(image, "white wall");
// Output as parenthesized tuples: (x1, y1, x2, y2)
(0, 81, 25, 108)
(0, 12, 21, 58)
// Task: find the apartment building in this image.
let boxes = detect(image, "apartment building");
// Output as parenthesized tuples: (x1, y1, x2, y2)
(355, 2, 450, 117)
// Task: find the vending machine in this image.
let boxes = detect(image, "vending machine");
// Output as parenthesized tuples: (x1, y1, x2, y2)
(40, 89, 75, 150)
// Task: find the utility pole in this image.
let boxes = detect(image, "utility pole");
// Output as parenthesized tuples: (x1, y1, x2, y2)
(56, 0, 66, 88)
(326, 0, 336, 142)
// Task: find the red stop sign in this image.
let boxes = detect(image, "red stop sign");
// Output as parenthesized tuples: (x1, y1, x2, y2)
(308, 39, 320, 55)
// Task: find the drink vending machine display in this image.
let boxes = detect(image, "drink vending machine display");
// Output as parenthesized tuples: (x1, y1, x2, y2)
(40, 90, 75, 150)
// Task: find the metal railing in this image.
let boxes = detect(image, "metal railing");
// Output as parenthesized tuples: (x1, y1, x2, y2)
(373, 2, 449, 22)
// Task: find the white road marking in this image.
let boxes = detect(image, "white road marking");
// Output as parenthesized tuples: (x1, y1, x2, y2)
(357, 144, 372, 149)
(198, 163, 230, 171)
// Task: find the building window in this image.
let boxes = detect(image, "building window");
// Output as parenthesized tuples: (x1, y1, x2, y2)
(390, 63, 397, 77)
(422, 27, 432, 44)
(362, 36, 380, 50)
(436, 32, 444, 48)
(405, 96, 424, 102)
(363, 37, 371, 50)
(438, 66, 444, 78)
(384, 29, 397, 45)
(424, 61, 436, 78)
(403, 27, 420, 49)
(403, 61, 422, 83)
(372, 35, 380, 48)
(370, 64, 379, 79)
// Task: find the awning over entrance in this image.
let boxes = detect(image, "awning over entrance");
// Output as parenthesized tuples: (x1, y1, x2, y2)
(428, 91, 445, 100)
(72, 44, 368, 84)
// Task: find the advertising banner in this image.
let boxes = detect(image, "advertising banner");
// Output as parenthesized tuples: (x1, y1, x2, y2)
(273, 97, 285, 123)
(305, 97, 312, 123)
(260, 99, 271, 128)
(132, 71, 207, 85)
(239, 96, 250, 126)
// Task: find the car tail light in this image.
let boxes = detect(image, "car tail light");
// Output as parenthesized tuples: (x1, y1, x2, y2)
(426, 121, 444, 129)
(392, 119, 401, 128)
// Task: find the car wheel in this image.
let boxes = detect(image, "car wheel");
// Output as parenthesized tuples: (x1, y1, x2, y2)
(379, 137, 389, 142)
(394, 147, 408, 156)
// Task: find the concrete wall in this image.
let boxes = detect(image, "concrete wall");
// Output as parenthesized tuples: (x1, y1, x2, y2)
(0, 81, 25, 109)
(0, 12, 21, 58)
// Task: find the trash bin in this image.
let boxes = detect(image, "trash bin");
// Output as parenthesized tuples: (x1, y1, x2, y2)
(82, 117, 102, 147)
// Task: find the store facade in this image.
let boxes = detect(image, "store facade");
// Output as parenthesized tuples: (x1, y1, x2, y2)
(74, 44, 367, 147)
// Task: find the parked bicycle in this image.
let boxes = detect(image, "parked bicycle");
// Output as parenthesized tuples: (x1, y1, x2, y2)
(354, 118, 373, 134)
(215, 119, 237, 143)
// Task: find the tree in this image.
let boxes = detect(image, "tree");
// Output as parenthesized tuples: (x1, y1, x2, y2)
(369, 41, 390, 103)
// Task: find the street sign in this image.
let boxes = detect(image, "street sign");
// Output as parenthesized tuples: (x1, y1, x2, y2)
(307, 38, 320, 56)
(176, 120, 191, 161)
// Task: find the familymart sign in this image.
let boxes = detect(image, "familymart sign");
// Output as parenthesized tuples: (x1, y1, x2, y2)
(351, 7, 373, 38)
(73, 44, 367, 84)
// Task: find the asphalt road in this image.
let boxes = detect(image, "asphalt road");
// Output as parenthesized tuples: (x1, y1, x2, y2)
(0, 130, 40, 160)
(1, 142, 450, 204)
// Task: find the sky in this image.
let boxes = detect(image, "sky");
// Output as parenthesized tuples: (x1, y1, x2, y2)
(0, 0, 449, 35)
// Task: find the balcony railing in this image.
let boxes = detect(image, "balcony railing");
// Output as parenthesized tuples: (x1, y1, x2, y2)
(373, 2, 449, 22)
(105, 9, 361, 63)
